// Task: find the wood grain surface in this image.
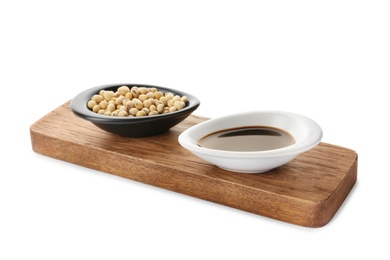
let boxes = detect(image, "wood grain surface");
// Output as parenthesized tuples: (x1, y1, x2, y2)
(30, 101, 358, 227)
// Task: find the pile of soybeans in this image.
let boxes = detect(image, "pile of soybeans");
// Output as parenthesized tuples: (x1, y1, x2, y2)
(87, 85, 188, 117)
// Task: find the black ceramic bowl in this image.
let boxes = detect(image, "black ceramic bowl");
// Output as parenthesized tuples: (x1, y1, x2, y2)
(70, 83, 200, 137)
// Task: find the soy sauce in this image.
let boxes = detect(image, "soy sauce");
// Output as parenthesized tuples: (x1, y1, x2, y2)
(198, 126, 295, 152)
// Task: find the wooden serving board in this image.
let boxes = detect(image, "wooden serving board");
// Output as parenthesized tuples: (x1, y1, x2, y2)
(30, 101, 358, 228)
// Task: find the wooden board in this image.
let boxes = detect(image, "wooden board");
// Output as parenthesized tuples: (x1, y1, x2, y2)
(30, 101, 358, 227)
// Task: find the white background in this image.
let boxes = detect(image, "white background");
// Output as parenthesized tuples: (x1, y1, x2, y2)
(1, 0, 389, 259)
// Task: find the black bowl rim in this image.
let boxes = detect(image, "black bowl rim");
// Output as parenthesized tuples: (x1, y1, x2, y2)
(70, 83, 201, 124)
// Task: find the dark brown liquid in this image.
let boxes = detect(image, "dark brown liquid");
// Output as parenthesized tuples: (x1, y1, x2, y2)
(198, 126, 295, 152)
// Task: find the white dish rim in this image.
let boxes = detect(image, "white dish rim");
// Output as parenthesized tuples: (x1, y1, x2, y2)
(178, 110, 323, 158)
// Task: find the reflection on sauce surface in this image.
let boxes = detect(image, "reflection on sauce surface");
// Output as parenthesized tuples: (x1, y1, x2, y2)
(198, 126, 295, 152)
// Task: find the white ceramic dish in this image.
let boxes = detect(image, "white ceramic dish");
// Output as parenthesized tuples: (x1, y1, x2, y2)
(178, 110, 323, 173)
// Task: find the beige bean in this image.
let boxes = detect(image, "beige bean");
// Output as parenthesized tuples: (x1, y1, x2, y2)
(139, 87, 148, 94)
(92, 94, 104, 103)
(131, 86, 139, 98)
(125, 92, 133, 100)
(129, 108, 138, 116)
(143, 99, 151, 108)
(146, 92, 154, 99)
(99, 100, 108, 109)
(167, 99, 174, 107)
(157, 104, 164, 113)
(172, 95, 181, 102)
(87, 100, 97, 109)
(149, 110, 159, 116)
(134, 99, 144, 110)
(125, 100, 135, 109)
(103, 91, 114, 101)
(118, 110, 128, 117)
(159, 96, 167, 106)
(92, 104, 101, 113)
(117, 86, 130, 96)
(154, 91, 163, 99)
(136, 110, 146, 117)
(106, 103, 116, 112)
(116, 96, 124, 106)
(138, 94, 147, 102)
(112, 110, 119, 116)
(174, 101, 185, 110)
